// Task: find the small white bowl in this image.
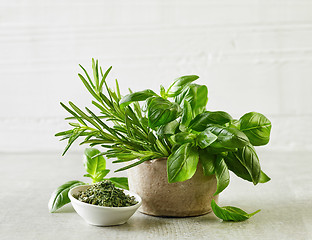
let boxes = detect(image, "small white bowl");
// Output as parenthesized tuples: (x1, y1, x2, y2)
(68, 184, 142, 226)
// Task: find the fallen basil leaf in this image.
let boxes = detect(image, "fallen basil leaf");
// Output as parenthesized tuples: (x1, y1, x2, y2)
(48, 180, 85, 213)
(211, 199, 261, 221)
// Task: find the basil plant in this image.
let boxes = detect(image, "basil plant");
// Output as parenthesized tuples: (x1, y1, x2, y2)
(56, 59, 272, 221)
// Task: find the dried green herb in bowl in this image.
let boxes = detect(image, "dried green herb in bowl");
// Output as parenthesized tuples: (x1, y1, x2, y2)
(74, 180, 138, 207)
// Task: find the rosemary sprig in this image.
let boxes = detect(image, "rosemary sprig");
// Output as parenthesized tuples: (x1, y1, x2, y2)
(56, 59, 171, 169)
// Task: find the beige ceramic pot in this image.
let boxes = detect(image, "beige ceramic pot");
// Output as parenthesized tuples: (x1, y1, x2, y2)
(127, 157, 218, 217)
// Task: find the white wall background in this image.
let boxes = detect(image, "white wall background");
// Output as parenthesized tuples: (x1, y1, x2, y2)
(1, 0, 312, 153)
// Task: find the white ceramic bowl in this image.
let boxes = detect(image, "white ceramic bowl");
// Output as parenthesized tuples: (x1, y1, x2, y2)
(68, 184, 142, 226)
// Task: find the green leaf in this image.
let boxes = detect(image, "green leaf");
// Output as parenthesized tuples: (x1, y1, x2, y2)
(48, 180, 85, 213)
(196, 128, 218, 149)
(108, 177, 129, 190)
(239, 112, 272, 146)
(206, 125, 249, 150)
(225, 152, 270, 184)
(115, 79, 121, 99)
(62, 128, 86, 156)
(99, 66, 112, 92)
(160, 85, 166, 98)
(78, 73, 102, 103)
(79, 64, 95, 89)
(214, 156, 230, 195)
(211, 199, 261, 221)
(119, 89, 157, 108)
(259, 170, 271, 183)
(167, 143, 199, 183)
(174, 88, 188, 105)
(167, 75, 199, 97)
(157, 120, 179, 137)
(189, 111, 233, 131)
(148, 97, 181, 129)
(115, 157, 150, 172)
(199, 149, 216, 176)
(94, 169, 110, 181)
(60, 102, 87, 126)
(172, 132, 197, 145)
(234, 144, 261, 185)
(182, 84, 208, 116)
(83, 148, 107, 182)
(225, 152, 253, 182)
(179, 100, 192, 131)
(92, 58, 99, 90)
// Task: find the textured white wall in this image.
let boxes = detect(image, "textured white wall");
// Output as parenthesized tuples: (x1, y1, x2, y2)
(0, 0, 311, 153)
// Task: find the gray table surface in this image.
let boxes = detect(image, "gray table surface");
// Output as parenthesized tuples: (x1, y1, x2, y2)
(0, 151, 311, 240)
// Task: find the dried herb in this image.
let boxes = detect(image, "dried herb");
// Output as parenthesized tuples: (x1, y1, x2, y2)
(48, 148, 128, 213)
(74, 180, 137, 207)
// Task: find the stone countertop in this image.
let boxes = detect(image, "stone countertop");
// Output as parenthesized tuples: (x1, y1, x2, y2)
(0, 151, 311, 240)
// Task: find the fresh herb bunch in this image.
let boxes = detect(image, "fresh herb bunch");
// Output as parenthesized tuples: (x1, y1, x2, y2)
(75, 180, 137, 207)
(48, 148, 128, 213)
(56, 59, 272, 221)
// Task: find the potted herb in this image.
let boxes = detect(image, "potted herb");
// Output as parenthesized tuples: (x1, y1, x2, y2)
(56, 59, 272, 221)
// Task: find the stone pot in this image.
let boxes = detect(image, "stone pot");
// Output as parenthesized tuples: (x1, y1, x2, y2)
(127, 157, 218, 217)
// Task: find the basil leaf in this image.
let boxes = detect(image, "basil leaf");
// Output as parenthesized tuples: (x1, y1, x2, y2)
(148, 97, 181, 129)
(83, 148, 107, 182)
(48, 180, 85, 213)
(259, 170, 271, 183)
(179, 100, 192, 131)
(173, 132, 197, 145)
(119, 89, 157, 108)
(174, 88, 188, 105)
(225, 153, 270, 184)
(94, 169, 110, 182)
(214, 156, 230, 195)
(189, 111, 233, 131)
(211, 199, 261, 221)
(234, 144, 261, 185)
(167, 143, 199, 183)
(167, 75, 199, 97)
(157, 120, 179, 137)
(196, 128, 218, 149)
(239, 112, 272, 146)
(206, 124, 249, 150)
(199, 149, 216, 176)
(108, 177, 129, 190)
(183, 84, 208, 116)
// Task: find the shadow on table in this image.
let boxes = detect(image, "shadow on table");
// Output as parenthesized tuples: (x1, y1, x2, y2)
(111, 211, 219, 231)
(55, 204, 75, 213)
